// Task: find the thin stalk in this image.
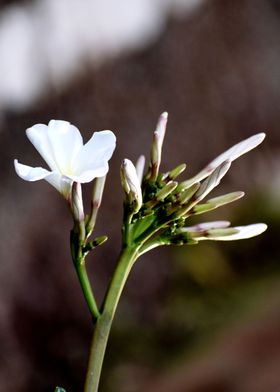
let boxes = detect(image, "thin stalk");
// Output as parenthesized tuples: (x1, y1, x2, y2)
(84, 245, 139, 392)
(75, 259, 100, 320)
(71, 229, 100, 320)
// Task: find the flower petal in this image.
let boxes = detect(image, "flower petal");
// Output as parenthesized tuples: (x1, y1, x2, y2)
(67, 161, 109, 183)
(14, 160, 73, 197)
(14, 159, 51, 181)
(26, 123, 58, 171)
(74, 130, 116, 174)
(47, 120, 83, 173)
(44, 172, 72, 197)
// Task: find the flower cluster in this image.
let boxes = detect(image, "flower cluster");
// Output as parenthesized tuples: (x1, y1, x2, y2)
(14, 115, 267, 256)
(120, 113, 267, 254)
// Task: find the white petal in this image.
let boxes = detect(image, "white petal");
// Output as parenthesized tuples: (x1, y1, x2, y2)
(26, 123, 58, 171)
(68, 162, 109, 183)
(182, 133, 265, 187)
(44, 172, 72, 197)
(206, 223, 267, 241)
(47, 120, 83, 173)
(74, 130, 116, 174)
(14, 160, 72, 198)
(14, 159, 51, 181)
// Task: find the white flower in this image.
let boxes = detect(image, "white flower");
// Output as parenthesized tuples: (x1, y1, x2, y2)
(14, 120, 116, 198)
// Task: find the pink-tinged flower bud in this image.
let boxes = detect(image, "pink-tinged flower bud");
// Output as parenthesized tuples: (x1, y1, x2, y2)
(149, 112, 168, 181)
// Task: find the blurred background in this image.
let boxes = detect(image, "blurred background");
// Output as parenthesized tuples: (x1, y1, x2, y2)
(0, 0, 279, 391)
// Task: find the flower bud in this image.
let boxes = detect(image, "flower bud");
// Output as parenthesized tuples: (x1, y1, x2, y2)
(193, 191, 244, 215)
(87, 176, 107, 234)
(71, 182, 84, 223)
(120, 159, 143, 213)
(135, 155, 146, 183)
(166, 163, 187, 181)
(178, 182, 200, 205)
(156, 181, 178, 201)
(149, 112, 168, 181)
(194, 160, 231, 202)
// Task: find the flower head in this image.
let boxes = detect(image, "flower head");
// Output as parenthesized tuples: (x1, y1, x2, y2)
(122, 113, 267, 253)
(14, 120, 116, 198)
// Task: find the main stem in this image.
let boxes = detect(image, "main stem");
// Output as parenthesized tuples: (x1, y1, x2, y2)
(84, 245, 139, 392)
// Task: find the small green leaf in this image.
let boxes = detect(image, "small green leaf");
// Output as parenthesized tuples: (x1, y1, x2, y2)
(83, 236, 108, 252)
(133, 214, 156, 238)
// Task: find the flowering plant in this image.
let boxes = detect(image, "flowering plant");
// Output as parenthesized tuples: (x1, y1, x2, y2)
(15, 113, 267, 392)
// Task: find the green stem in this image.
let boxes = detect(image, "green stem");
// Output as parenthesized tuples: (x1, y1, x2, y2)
(75, 259, 100, 320)
(71, 229, 100, 320)
(84, 245, 139, 392)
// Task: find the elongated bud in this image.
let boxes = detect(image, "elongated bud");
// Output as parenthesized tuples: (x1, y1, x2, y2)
(193, 191, 244, 215)
(194, 160, 231, 202)
(156, 181, 178, 201)
(121, 159, 143, 213)
(182, 221, 231, 232)
(177, 222, 267, 241)
(166, 163, 187, 181)
(135, 155, 145, 184)
(178, 182, 200, 204)
(145, 180, 178, 209)
(149, 112, 168, 181)
(71, 182, 84, 223)
(87, 175, 107, 234)
(173, 163, 230, 218)
(180, 133, 266, 189)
